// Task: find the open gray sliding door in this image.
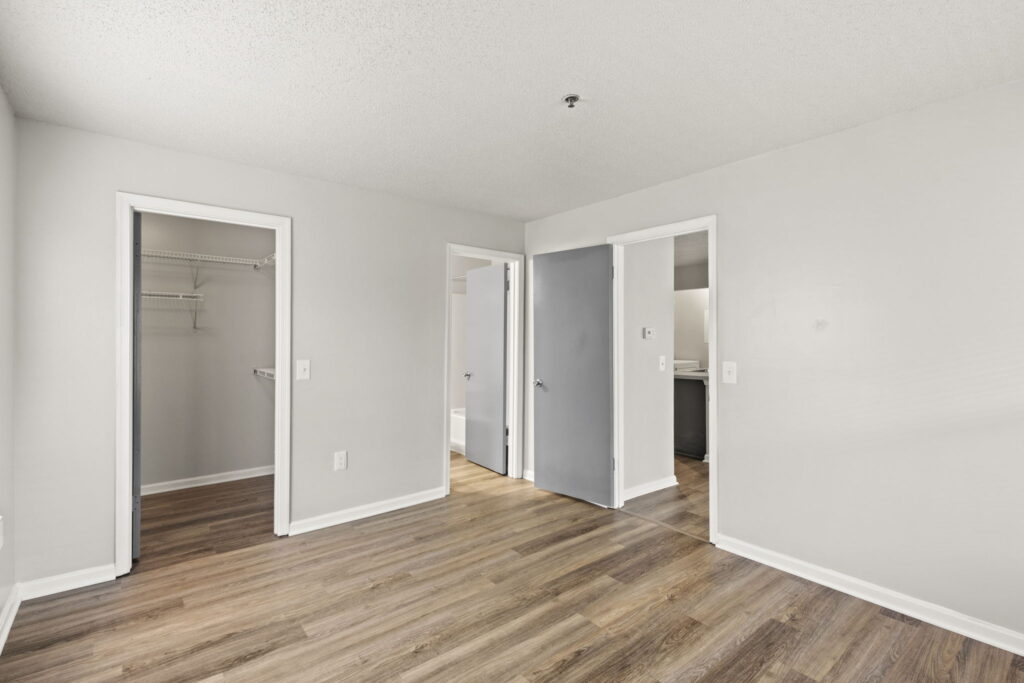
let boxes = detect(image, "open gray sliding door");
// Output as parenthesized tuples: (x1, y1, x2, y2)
(132, 211, 142, 561)
(533, 245, 614, 507)
(464, 263, 508, 474)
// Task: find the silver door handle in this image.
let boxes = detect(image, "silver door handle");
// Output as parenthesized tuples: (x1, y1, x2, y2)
(533, 379, 544, 387)
(464, 372, 472, 379)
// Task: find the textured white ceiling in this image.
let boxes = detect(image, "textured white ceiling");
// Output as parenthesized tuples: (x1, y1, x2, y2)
(1, 2, 1023, 220)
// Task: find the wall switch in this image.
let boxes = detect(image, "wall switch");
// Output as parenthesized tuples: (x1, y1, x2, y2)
(296, 359, 311, 381)
(658, 355, 666, 371)
(722, 361, 738, 384)
(334, 450, 348, 471)
(642, 327, 656, 340)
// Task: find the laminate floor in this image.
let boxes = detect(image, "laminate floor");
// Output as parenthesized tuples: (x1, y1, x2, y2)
(1, 453, 1019, 682)
(622, 456, 709, 542)
(137, 474, 275, 573)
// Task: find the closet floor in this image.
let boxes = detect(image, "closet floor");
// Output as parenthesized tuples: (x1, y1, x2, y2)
(136, 474, 275, 573)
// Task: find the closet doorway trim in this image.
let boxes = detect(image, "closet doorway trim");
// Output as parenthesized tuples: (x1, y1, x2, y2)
(114, 192, 293, 576)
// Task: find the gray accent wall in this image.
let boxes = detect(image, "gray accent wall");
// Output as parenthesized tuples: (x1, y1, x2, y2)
(0, 85, 15, 616)
(139, 215, 275, 486)
(13, 119, 523, 583)
(674, 263, 708, 291)
(526, 80, 1024, 635)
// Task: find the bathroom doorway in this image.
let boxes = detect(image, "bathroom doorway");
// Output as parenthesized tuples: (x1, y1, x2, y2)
(443, 245, 525, 493)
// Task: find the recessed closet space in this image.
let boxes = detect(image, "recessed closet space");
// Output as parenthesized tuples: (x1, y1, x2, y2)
(136, 213, 276, 571)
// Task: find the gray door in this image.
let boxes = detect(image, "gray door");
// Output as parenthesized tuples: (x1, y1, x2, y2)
(464, 263, 508, 474)
(533, 245, 614, 507)
(132, 211, 142, 561)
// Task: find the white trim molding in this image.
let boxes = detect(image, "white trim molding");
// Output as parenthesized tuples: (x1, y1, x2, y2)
(141, 465, 274, 496)
(523, 469, 535, 482)
(115, 192, 292, 577)
(623, 476, 678, 502)
(19, 565, 117, 602)
(289, 487, 446, 536)
(606, 215, 718, 543)
(0, 584, 20, 655)
(717, 535, 1024, 657)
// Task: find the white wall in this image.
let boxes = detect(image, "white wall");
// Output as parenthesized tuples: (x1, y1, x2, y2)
(526, 80, 1024, 636)
(674, 289, 709, 368)
(140, 215, 275, 485)
(0, 86, 15, 617)
(623, 238, 675, 494)
(13, 119, 523, 582)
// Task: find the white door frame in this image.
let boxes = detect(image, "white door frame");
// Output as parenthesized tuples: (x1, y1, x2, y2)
(114, 192, 292, 576)
(443, 244, 525, 491)
(607, 215, 719, 542)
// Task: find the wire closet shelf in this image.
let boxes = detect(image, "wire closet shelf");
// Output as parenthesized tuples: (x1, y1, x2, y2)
(142, 248, 276, 270)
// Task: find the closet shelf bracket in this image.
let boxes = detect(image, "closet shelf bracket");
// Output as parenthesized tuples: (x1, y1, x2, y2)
(253, 367, 276, 381)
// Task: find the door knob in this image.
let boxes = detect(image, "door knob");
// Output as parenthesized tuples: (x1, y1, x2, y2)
(464, 371, 472, 379)
(533, 379, 544, 387)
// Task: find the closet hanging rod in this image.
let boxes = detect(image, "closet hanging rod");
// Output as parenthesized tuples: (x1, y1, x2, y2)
(141, 248, 276, 270)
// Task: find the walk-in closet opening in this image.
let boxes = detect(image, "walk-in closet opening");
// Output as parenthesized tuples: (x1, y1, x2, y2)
(133, 213, 277, 570)
(444, 244, 525, 493)
(115, 193, 293, 576)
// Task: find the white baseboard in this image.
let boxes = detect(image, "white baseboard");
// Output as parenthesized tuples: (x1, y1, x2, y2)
(0, 584, 21, 655)
(141, 465, 274, 495)
(289, 487, 446, 536)
(624, 476, 677, 501)
(19, 564, 117, 601)
(716, 535, 1024, 657)
(523, 469, 535, 482)
(449, 440, 465, 455)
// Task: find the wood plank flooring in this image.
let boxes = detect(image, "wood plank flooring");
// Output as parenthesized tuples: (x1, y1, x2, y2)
(137, 474, 275, 573)
(622, 456, 709, 542)
(1, 453, 1019, 682)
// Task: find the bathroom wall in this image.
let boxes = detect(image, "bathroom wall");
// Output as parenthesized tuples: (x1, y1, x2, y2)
(140, 214, 275, 486)
(674, 289, 709, 368)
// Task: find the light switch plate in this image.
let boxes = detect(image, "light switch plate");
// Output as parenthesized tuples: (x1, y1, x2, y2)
(722, 361, 738, 384)
(642, 327, 656, 340)
(296, 359, 311, 381)
(658, 355, 666, 371)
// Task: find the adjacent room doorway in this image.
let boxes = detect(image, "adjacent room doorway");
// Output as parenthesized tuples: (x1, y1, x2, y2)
(443, 244, 525, 493)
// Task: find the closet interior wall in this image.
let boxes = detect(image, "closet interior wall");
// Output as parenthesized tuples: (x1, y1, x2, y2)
(140, 214, 275, 488)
